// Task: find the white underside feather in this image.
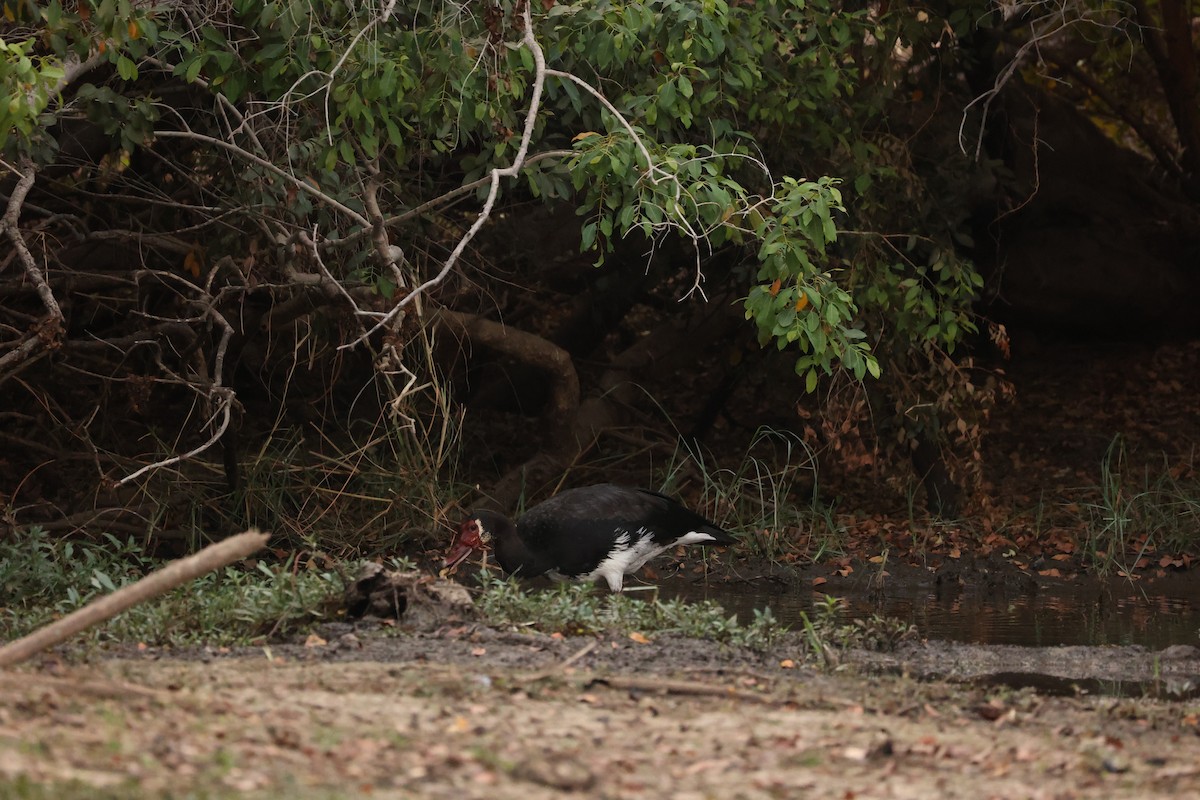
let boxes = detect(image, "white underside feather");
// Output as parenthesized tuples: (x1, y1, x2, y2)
(583, 528, 716, 592)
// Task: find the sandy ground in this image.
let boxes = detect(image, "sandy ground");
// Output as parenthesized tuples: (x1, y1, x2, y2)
(3, 628, 1200, 799)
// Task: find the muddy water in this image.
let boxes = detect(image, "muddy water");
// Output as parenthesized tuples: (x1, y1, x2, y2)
(668, 578, 1200, 649)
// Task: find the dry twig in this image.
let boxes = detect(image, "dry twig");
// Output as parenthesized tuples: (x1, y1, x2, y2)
(521, 640, 599, 682)
(585, 674, 777, 705)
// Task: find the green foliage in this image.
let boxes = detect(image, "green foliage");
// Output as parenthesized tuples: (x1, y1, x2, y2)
(549, 0, 896, 383)
(74, 83, 159, 151)
(569, 124, 875, 381)
(0, 36, 65, 147)
(475, 573, 784, 651)
(15, 0, 986, 359)
(3, 0, 959, 382)
(798, 595, 916, 667)
(0, 0, 159, 153)
(0, 527, 344, 646)
(0, 0, 1008, 515)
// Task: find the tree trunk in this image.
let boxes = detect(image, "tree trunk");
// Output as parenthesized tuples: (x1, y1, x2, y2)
(1133, 0, 1200, 198)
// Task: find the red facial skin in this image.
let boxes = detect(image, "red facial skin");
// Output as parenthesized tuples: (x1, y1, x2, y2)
(442, 518, 489, 573)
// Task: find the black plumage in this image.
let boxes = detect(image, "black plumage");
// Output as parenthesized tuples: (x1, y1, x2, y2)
(443, 484, 736, 591)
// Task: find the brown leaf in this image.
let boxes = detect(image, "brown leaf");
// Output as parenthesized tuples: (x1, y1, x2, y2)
(183, 247, 204, 277)
(975, 702, 1006, 721)
(628, 632, 651, 645)
(304, 634, 327, 648)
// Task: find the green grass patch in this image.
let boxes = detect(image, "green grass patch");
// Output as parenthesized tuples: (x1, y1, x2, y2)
(798, 595, 917, 665)
(473, 573, 785, 650)
(0, 527, 344, 648)
(658, 426, 845, 563)
(1077, 437, 1200, 574)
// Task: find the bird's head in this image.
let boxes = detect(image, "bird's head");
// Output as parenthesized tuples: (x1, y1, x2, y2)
(441, 514, 496, 574)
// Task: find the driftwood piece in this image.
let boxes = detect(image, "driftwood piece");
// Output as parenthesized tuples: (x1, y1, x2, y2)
(0, 530, 270, 668)
(342, 563, 474, 630)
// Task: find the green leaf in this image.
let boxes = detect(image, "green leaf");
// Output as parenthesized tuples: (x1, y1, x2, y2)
(658, 80, 677, 110)
(580, 221, 597, 251)
(116, 55, 138, 81)
(184, 55, 204, 83)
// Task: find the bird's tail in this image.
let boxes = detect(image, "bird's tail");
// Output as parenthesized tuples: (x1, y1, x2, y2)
(698, 523, 737, 545)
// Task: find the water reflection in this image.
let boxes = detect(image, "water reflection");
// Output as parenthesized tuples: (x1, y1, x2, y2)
(666, 580, 1200, 649)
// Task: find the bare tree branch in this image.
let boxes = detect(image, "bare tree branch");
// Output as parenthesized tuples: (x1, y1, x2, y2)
(1130, 0, 1200, 193)
(115, 386, 234, 487)
(344, 2, 547, 349)
(152, 130, 371, 227)
(319, 149, 572, 250)
(0, 157, 64, 383)
(1, 158, 61, 319)
(959, 3, 1130, 160)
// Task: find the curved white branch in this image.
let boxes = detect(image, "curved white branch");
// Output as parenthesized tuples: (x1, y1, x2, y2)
(545, 68, 667, 186)
(115, 386, 234, 487)
(343, 2, 547, 349)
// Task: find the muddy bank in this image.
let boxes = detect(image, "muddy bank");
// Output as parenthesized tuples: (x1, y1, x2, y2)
(143, 615, 1200, 699)
(7, 564, 1200, 798)
(4, 632, 1200, 799)
(326, 565, 1200, 687)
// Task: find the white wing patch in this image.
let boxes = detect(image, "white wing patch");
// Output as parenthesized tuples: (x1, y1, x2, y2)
(584, 527, 715, 592)
(673, 531, 719, 545)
